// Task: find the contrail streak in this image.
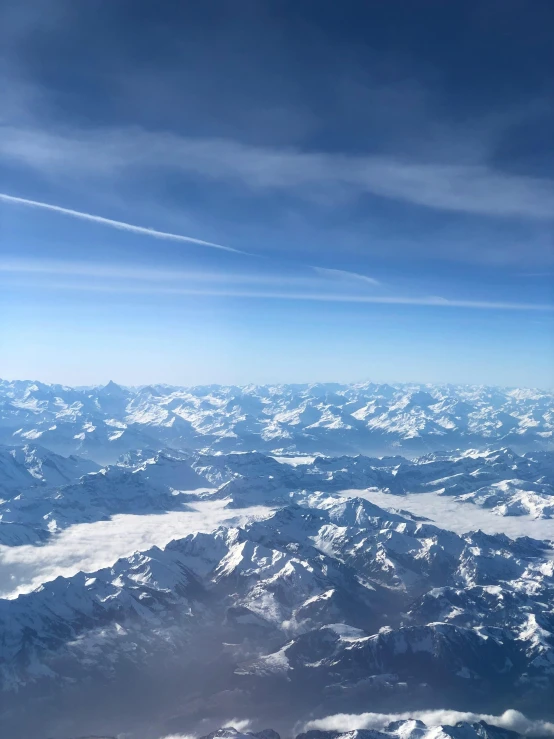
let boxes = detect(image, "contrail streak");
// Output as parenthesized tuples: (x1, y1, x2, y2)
(0, 192, 243, 254)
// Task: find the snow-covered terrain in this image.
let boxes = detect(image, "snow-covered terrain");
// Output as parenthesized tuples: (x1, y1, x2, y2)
(0, 379, 553, 739)
(1, 484, 553, 737)
(1, 444, 552, 554)
(0, 442, 100, 493)
(1, 380, 552, 463)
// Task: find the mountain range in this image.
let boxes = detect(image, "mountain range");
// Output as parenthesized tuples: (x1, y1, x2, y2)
(1, 380, 552, 463)
(0, 380, 553, 739)
(2, 442, 553, 548)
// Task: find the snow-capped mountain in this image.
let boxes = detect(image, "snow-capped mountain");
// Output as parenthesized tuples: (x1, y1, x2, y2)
(1, 380, 552, 463)
(73, 724, 525, 739)
(0, 451, 211, 544)
(201, 722, 528, 739)
(187, 446, 554, 518)
(0, 443, 99, 494)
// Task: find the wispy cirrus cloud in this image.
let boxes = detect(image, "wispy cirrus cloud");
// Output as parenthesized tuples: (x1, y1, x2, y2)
(3, 125, 554, 220)
(0, 257, 382, 293)
(2, 259, 552, 312)
(36, 285, 554, 310)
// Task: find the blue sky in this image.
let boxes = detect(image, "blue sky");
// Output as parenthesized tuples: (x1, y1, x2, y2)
(1, 0, 553, 387)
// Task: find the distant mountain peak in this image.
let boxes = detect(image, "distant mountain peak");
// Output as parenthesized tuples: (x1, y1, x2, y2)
(100, 380, 126, 395)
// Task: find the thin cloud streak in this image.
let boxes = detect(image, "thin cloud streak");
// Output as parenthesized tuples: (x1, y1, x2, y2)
(0, 257, 381, 291)
(0, 192, 244, 254)
(312, 266, 381, 286)
(5, 275, 553, 311)
(521, 271, 554, 277)
(0, 257, 260, 283)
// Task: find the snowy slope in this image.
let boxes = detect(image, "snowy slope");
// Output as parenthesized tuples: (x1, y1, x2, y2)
(0, 451, 211, 544)
(0, 443, 99, 496)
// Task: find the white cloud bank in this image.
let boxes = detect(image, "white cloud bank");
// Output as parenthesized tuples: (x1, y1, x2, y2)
(303, 709, 554, 737)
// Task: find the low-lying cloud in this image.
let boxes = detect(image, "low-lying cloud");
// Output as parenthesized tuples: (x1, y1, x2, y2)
(0, 502, 272, 598)
(303, 709, 554, 737)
